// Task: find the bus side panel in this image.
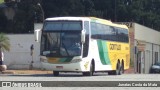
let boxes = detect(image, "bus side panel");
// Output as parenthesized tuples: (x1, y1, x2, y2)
(97, 40, 117, 70)
(90, 39, 130, 71)
(106, 41, 130, 70)
(89, 39, 112, 71)
(97, 40, 111, 65)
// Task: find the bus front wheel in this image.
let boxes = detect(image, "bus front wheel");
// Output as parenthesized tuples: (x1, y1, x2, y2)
(83, 62, 94, 76)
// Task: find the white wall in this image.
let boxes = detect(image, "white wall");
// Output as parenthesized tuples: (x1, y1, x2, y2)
(144, 43, 152, 73)
(134, 23, 160, 73)
(34, 23, 43, 30)
(4, 34, 41, 69)
(3, 23, 43, 70)
(135, 23, 160, 45)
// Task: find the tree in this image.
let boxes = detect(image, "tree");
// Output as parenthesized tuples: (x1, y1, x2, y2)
(0, 33, 10, 52)
(1, 0, 160, 33)
(0, 33, 10, 71)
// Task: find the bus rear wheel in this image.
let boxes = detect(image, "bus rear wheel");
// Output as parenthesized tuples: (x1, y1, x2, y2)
(53, 71, 59, 76)
(120, 62, 124, 74)
(108, 62, 122, 75)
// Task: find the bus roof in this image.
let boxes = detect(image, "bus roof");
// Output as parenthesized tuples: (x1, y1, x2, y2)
(45, 17, 128, 29)
(45, 17, 90, 21)
(89, 17, 128, 29)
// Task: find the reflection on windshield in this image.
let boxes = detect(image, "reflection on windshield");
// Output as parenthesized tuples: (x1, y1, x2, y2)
(44, 21, 82, 31)
(60, 33, 81, 56)
(41, 32, 81, 57)
(41, 33, 60, 52)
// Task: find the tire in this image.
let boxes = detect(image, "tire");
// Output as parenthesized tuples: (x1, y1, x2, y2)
(119, 63, 124, 75)
(121, 62, 124, 74)
(108, 71, 116, 75)
(117, 62, 122, 75)
(119, 65, 123, 75)
(108, 62, 121, 75)
(53, 71, 59, 76)
(83, 62, 94, 76)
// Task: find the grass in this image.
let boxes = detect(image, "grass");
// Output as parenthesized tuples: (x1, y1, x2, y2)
(0, 0, 4, 4)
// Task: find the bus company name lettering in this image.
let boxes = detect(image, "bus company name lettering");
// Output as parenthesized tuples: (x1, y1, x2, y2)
(110, 44, 121, 50)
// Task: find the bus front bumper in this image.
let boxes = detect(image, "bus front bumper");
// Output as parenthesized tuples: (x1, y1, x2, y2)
(41, 61, 90, 72)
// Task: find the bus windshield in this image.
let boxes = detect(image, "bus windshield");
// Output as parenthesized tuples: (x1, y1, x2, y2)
(41, 32, 82, 57)
(43, 21, 82, 31)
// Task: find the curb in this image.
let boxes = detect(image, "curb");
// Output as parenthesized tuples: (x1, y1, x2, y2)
(0, 71, 15, 74)
(0, 70, 53, 75)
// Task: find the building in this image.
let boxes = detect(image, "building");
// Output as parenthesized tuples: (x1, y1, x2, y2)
(118, 22, 160, 74)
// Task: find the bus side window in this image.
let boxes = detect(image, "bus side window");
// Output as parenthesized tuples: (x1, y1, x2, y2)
(91, 23, 97, 39)
(110, 26, 117, 41)
(117, 28, 129, 43)
(96, 23, 104, 39)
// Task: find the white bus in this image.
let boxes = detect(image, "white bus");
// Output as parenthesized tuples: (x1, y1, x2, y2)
(35, 17, 130, 76)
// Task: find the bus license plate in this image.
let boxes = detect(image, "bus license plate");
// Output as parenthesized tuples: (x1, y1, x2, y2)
(56, 66, 63, 69)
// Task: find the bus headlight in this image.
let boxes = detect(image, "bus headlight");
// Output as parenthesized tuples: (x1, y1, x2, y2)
(40, 56, 48, 63)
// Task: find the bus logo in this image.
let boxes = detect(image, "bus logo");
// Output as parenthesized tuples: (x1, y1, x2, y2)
(110, 44, 121, 50)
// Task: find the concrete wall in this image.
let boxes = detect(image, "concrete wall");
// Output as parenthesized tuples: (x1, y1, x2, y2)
(34, 23, 43, 30)
(135, 23, 160, 45)
(4, 34, 41, 69)
(3, 23, 43, 70)
(134, 23, 160, 73)
(142, 43, 160, 73)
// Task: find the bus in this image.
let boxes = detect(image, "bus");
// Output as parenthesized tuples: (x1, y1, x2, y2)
(35, 17, 130, 76)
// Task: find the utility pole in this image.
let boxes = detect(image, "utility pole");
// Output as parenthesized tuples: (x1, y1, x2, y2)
(37, 3, 44, 22)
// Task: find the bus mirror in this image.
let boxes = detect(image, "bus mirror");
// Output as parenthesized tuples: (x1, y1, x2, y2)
(35, 29, 41, 42)
(81, 29, 86, 43)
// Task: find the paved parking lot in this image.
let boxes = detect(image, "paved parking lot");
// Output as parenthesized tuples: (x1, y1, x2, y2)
(0, 70, 160, 90)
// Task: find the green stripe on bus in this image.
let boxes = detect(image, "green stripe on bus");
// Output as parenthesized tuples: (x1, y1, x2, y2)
(97, 40, 111, 65)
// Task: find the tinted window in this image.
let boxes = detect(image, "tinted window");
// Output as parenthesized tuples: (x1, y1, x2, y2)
(43, 21, 82, 31)
(117, 28, 129, 42)
(91, 22, 129, 43)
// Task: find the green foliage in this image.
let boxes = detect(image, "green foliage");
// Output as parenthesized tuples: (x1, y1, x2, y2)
(0, 0, 4, 4)
(0, 33, 10, 52)
(0, 0, 160, 33)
